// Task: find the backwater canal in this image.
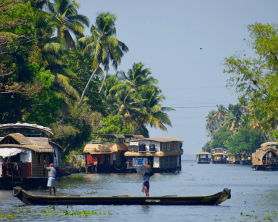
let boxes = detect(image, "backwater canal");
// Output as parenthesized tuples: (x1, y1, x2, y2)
(0, 160, 277, 222)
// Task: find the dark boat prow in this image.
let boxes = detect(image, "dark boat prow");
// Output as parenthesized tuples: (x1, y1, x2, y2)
(13, 186, 231, 206)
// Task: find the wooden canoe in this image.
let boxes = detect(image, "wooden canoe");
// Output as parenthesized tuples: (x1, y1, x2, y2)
(13, 186, 231, 206)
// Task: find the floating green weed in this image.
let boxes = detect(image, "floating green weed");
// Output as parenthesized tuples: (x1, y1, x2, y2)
(0, 214, 18, 219)
(2, 206, 114, 220)
(63, 210, 112, 216)
(86, 190, 98, 194)
(239, 210, 277, 221)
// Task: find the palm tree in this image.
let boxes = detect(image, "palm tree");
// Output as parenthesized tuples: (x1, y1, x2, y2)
(205, 110, 219, 137)
(33, 10, 80, 100)
(133, 85, 174, 134)
(108, 85, 142, 125)
(41, 0, 89, 49)
(118, 63, 158, 91)
(215, 105, 227, 121)
(78, 12, 128, 106)
(223, 104, 243, 133)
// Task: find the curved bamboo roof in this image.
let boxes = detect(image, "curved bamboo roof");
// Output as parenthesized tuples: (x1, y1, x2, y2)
(0, 133, 54, 152)
(253, 146, 278, 159)
(0, 123, 53, 135)
(124, 149, 183, 157)
(260, 142, 277, 147)
(130, 137, 183, 143)
(195, 152, 211, 155)
(83, 143, 128, 154)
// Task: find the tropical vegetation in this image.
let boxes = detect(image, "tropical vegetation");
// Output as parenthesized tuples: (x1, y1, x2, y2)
(204, 22, 278, 155)
(0, 0, 174, 155)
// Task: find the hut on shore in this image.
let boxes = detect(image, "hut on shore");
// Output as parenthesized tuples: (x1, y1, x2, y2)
(252, 142, 278, 170)
(124, 137, 183, 173)
(0, 123, 62, 189)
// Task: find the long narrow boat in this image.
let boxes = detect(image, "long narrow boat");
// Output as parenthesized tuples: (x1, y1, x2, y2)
(13, 186, 231, 206)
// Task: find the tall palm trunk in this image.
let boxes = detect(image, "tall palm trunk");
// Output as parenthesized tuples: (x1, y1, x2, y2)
(99, 70, 108, 93)
(77, 63, 100, 107)
(133, 119, 145, 134)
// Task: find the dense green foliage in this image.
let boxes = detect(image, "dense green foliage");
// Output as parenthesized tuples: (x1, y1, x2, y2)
(0, 0, 173, 154)
(94, 115, 133, 135)
(224, 22, 278, 141)
(204, 104, 266, 155)
(204, 22, 278, 155)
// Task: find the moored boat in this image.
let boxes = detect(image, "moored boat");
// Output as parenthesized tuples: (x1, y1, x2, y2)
(0, 123, 62, 190)
(125, 137, 183, 173)
(252, 142, 278, 170)
(83, 134, 144, 173)
(13, 186, 231, 206)
(195, 152, 211, 164)
(211, 148, 228, 164)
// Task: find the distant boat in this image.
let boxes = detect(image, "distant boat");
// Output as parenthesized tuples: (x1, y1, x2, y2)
(252, 142, 278, 170)
(211, 148, 228, 164)
(13, 186, 231, 206)
(195, 152, 211, 164)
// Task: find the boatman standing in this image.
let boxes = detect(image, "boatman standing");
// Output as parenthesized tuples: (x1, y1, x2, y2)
(44, 160, 56, 196)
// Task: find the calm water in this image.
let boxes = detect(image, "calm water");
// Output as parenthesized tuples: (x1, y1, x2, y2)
(0, 160, 277, 222)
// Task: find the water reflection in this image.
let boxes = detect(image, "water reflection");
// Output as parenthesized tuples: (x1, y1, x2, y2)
(141, 205, 150, 213)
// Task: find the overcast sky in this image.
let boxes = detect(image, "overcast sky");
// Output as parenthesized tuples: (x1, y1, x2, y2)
(78, 0, 278, 158)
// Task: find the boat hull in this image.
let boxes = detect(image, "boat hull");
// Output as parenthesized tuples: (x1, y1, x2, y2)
(0, 177, 48, 190)
(212, 161, 227, 164)
(13, 186, 231, 206)
(252, 165, 278, 171)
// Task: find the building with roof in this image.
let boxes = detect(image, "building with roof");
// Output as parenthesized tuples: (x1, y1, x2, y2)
(0, 123, 62, 189)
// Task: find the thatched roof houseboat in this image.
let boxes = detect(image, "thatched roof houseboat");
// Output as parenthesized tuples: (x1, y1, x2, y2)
(252, 142, 278, 170)
(125, 137, 183, 173)
(195, 152, 211, 164)
(83, 134, 144, 173)
(211, 148, 228, 164)
(228, 152, 251, 165)
(0, 123, 62, 189)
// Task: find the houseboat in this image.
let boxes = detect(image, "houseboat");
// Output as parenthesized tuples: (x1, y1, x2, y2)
(211, 148, 228, 164)
(124, 137, 183, 173)
(252, 142, 278, 170)
(228, 152, 251, 165)
(0, 123, 62, 189)
(195, 152, 211, 164)
(83, 134, 144, 173)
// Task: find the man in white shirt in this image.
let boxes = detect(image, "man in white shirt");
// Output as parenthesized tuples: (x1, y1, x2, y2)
(44, 161, 56, 196)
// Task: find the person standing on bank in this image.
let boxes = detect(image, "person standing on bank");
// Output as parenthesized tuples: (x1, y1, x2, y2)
(44, 160, 56, 196)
